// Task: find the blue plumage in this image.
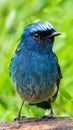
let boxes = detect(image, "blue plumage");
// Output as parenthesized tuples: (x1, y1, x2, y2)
(9, 21, 62, 118)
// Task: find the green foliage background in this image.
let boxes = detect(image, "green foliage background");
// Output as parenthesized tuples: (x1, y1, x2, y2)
(0, 0, 73, 121)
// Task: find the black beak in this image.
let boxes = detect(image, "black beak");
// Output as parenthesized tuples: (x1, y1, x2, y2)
(49, 31, 61, 38)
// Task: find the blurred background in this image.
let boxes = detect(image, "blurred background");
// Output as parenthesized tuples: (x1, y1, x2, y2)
(0, 0, 73, 121)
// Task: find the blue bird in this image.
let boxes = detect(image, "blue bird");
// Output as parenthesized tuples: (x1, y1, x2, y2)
(9, 21, 62, 119)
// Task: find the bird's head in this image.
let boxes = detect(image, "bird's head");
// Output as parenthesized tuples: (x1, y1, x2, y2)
(21, 21, 61, 51)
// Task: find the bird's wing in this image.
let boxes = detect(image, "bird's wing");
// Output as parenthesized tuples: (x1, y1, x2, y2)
(52, 63, 63, 102)
(57, 63, 63, 88)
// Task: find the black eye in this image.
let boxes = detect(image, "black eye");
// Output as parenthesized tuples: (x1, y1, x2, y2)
(33, 33, 40, 39)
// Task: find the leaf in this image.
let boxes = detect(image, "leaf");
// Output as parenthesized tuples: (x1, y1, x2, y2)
(60, 87, 72, 100)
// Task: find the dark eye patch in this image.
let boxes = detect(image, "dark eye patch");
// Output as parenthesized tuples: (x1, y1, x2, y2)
(31, 29, 55, 38)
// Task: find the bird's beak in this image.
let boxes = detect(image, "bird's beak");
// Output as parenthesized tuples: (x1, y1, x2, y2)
(49, 31, 61, 38)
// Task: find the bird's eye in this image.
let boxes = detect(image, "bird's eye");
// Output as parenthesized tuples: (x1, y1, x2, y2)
(33, 33, 40, 39)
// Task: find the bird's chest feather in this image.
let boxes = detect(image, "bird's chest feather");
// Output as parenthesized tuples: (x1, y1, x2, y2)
(10, 50, 58, 103)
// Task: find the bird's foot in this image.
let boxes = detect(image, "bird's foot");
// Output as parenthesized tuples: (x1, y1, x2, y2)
(14, 101, 24, 121)
(40, 115, 49, 119)
(14, 114, 25, 121)
(49, 112, 55, 118)
(40, 114, 55, 121)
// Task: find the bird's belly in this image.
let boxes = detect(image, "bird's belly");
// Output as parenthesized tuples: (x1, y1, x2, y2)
(11, 52, 58, 104)
(14, 80, 57, 104)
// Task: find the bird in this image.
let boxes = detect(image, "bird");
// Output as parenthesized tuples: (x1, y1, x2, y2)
(9, 21, 62, 119)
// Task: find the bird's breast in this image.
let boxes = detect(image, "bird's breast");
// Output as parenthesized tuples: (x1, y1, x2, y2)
(10, 50, 58, 103)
